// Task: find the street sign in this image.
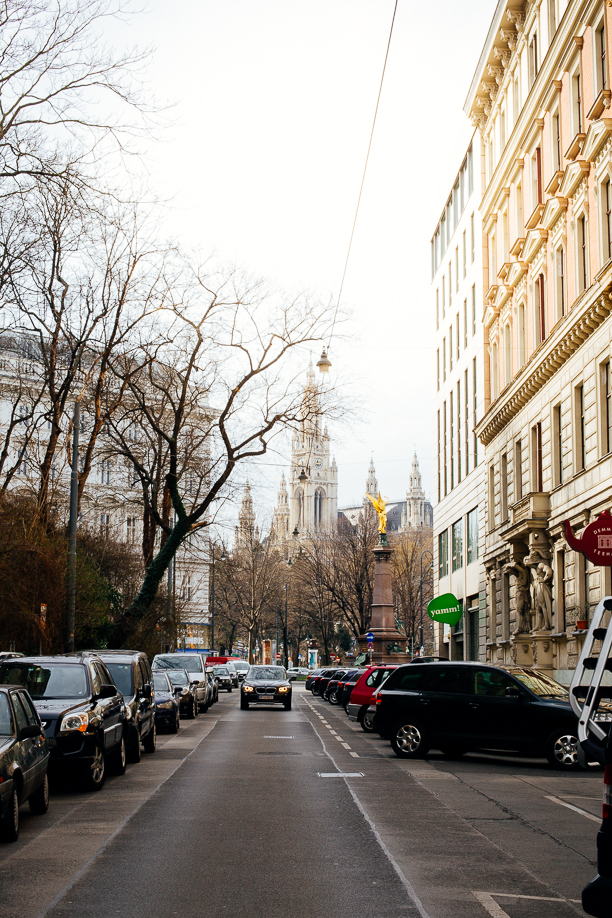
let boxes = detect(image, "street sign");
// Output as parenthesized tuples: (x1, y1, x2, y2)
(367, 642, 374, 650)
(366, 631, 375, 641)
(276, 653, 281, 659)
(427, 593, 462, 626)
(565, 511, 612, 566)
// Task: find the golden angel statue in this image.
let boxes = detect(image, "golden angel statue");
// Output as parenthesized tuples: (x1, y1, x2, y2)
(365, 492, 388, 534)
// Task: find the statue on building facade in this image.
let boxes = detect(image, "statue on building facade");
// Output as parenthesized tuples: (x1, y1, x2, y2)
(503, 559, 532, 633)
(531, 561, 553, 631)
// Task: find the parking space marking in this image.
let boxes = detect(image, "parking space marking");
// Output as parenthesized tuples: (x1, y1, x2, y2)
(318, 772, 364, 778)
(545, 794, 601, 823)
(334, 735, 344, 741)
(349, 751, 360, 757)
(263, 735, 294, 739)
(341, 742, 352, 749)
(473, 891, 582, 916)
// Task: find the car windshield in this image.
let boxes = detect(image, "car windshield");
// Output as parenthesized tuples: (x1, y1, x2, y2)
(0, 663, 88, 699)
(232, 662, 250, 672)
(153, 673, 170, 692)
(105, 663, 134, 698)
(163, 671, 189, 686)
(509, 668, 569, 697)
(0, 694, 15, 735)
(155, 655, 203, 673)
(213, 667, 229, 675)
(249, 667, 285, 681)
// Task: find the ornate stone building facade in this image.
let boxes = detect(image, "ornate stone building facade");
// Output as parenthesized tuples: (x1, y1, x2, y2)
(466, 0, 612, 681)
(338, 455, 433, 531)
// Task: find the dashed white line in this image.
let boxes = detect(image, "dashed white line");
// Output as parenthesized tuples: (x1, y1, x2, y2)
(545, 795, 601, 823)
(341, 743, 351, 749)
(349, 751, 360, 758)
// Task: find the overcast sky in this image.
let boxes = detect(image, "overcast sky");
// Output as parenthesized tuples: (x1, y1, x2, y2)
(117, 0, 497, 522)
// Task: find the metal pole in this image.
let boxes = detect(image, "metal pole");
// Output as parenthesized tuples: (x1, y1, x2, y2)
(283, 583, 289, 669)
(211, 548, 215, 653)
(66, 401, 80, 652)
(275, 606, 279, 661)
(420, 554, 424, 656)
(167, 516, 173, 650)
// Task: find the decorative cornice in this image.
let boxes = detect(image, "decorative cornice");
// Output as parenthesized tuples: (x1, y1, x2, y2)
(581, 118, 612, 163)
(522, 227, 548, 263)
(500, 28, 518, 52)
(488, 65, 506, 86)
(506, 9, 525, 32)
(481, 80, 499, 101)
(540, 196, 568, 230)
(558, 159, 590, 198)
(494, 46, 512, 68)
(477, 291, 612, 445)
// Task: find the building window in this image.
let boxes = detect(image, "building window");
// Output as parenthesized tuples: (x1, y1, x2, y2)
(127, 517, 136, 544)
(534, 273, 546, 346)
(436, 289, 440, 330)
(529, 32, 538, 87)
(553, 112, 561, 173)
(436, 349, 440, 391)
(596, 21, 607, 94)
(572, 68, 583, 135)
(578, 214, 588, 293)
(442, 276, 446, 318)
(437, 409, 441, 501)
(515, 438, 523, 501)
(100, 513, 110, 537)
(503, 323, 512, 387)
(603, 360, 612, 455)
(464, 368, 469, 477)
(488, 463, 496, 531)
(443, 337, 446, 382)
(531, 422, 543, 491)
(553, 403, 563, 486)
(457, 380, 462, 484)
(516, 181, 523, 236)
(450, 389, 454, 490)
(471, 213, 475, 262)
(443, 401, 448, 497)
(456, 314, 460, 361)
(490, 341, 499, 400)
(555, 247, 566, 319)
(548, 0, 557, 41)
(462, 230, 467, 278)
(463, 299, 468, 349)
(472, 285, 476, 336)
(467, 507, 478, 563)
(575, 383, 586, 471)
(518, 301, 526, 367)
(452, 519, 463, 571)
(500, 452, 508, 521)
(603, 178, 612, 265)
(100, 459, 111, 485)
(449, 325, 453, 371)
(439, 530, 449, 579)
(473, 356, 478, 466)
(449, 262, 452, 305)
(455, 247, 459, 292)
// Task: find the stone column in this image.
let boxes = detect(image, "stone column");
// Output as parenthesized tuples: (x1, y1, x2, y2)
(358, 537, 407, 664)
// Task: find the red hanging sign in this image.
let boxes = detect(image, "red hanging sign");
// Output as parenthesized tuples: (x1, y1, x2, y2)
(564, 510, 612, 566)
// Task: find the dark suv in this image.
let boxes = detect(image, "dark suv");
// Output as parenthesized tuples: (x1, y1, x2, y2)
(91, 651, 156, 763)
(0, 654, 128, 791)
(372, 661, 611, 770)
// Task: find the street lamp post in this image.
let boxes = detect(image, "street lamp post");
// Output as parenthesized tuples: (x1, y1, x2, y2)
(419, 549, 434, 656)
(283, 583, 288, 668)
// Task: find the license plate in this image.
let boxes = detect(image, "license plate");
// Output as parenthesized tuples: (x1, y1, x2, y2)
(259, 694, 275, 701)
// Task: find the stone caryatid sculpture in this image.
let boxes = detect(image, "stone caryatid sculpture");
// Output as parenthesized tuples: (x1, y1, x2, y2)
(503, 559, 532, 633)
(524, 549, 554, 632)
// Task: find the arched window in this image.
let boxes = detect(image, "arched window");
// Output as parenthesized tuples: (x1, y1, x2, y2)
(296, 488, 303, 527)
(314, 488, 325, 527)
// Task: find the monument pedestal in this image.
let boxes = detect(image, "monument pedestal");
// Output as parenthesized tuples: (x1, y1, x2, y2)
(358, 539, 407, 664)
(510, 633, 533, 666)
(530, 630, 554, 671)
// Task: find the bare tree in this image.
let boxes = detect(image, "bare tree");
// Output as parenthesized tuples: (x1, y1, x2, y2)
(110, 265, 340, 640)
(390, 527, 434, 651)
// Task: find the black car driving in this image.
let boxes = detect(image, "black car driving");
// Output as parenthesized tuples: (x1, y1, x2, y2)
(0, 654, 128, 791)
(213, 665, 233, 692)
(0, 686, 50, 842)
(240, 666, 292, 710)
(90, 650, 156, 763)
(372, 661, 612, 769)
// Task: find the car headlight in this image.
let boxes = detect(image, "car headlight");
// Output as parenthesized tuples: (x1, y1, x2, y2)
(59, 712, 89, 732)
(243, 685, 254, 692)
(278, 686, 290, 693)
(181, 687, 189, 695)
(158, 700, 174, 710)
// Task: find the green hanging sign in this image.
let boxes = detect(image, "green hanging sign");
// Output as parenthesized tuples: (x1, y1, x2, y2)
(427, 592, 462, 626)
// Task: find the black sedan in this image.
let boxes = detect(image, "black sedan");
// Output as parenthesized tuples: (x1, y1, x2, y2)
(240, 666, 292, 711)
(213, 666, 233, 692)
(157, 668, 198, 719)
(152, 672, 180, 733)
(0, 686, 50, 842)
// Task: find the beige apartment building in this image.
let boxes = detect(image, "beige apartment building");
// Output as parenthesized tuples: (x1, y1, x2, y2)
(466, 0, 612, 681)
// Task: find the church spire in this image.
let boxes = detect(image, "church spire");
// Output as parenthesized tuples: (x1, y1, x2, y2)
(237, 480, 256, 543)
(366, 456, 378, 496)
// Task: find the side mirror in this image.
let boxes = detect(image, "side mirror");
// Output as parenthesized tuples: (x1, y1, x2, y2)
(99, 683, 117, 699)
(174, 686, 182, 694)
(505, 685, 520, 698)
(142, 683, 152, 700)
(20, 724, 43, 740)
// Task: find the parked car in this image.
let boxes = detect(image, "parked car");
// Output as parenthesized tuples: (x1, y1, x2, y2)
(0, 652, 24, 662)
(287, 667, 311, 677)
(152, 672, 180, 733)
(231, 660, 250, 683)
(156, 668, 198, 718)
(372, 661, 608, 769)
(347, 665, 399, 731)
(311, 669, 337, 696)
(340, 670, 366, 711)
(240, 665, 292, 711)
(0, 685, 50, 842)
(206, 667, 219, 705)
(213, 666, 233, 692)
(89, 650, 156, 763)
(325, 669, 360, 704)
(305, 668, 325, 691)
(0, 654, 128, 791)
(152, 653, 209, 712)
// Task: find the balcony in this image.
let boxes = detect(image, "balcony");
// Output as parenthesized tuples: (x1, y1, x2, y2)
(510, 492, 550, 525)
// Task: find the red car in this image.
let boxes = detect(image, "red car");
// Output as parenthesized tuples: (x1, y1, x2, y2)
(347, 665, 398, 732)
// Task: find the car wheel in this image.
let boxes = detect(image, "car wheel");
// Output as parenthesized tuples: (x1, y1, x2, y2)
(390, 720, 430, 759)
(358, 707, 375, 733)
(143, 722, 156, 754)
(311, 687, 318, 696)
(284, 699, 292, 711)
(1, 787, 19, 841)
(546, 728, 580, 770)
(109, 735, 127, 775)
(127, 729, 141, 763)
(83, 743, 106, 791)
(329, 690, 339, 705)
(188, 699, 196, 719)
(29, 773, 50, 815)
(240, 698, 249, 710)
(170, 713, 180, 734)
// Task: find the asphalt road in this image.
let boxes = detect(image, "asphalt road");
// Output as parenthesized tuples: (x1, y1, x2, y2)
(1, 684, 604, 918)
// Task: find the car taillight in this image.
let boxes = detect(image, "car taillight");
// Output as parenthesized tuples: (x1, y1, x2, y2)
(603, 765, 612, 821)
(375, 694, 382, 704)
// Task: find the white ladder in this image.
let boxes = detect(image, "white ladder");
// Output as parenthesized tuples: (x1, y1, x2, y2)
(569, 596, 612, 760)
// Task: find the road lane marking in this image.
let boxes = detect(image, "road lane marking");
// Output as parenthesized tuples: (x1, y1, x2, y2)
(349, 751, 360, 757)
(474, 891, 582, 916)
(545, 794, 601, 823)
(330, 730, 338, 735)
(341, 743, 351, 749)
(318, 772, 364, 777)
(334, 735, 344, 741)
(263, 735, 294, 738)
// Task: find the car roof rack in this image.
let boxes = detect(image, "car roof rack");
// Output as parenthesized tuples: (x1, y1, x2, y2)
(569, 595, 612, 764)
